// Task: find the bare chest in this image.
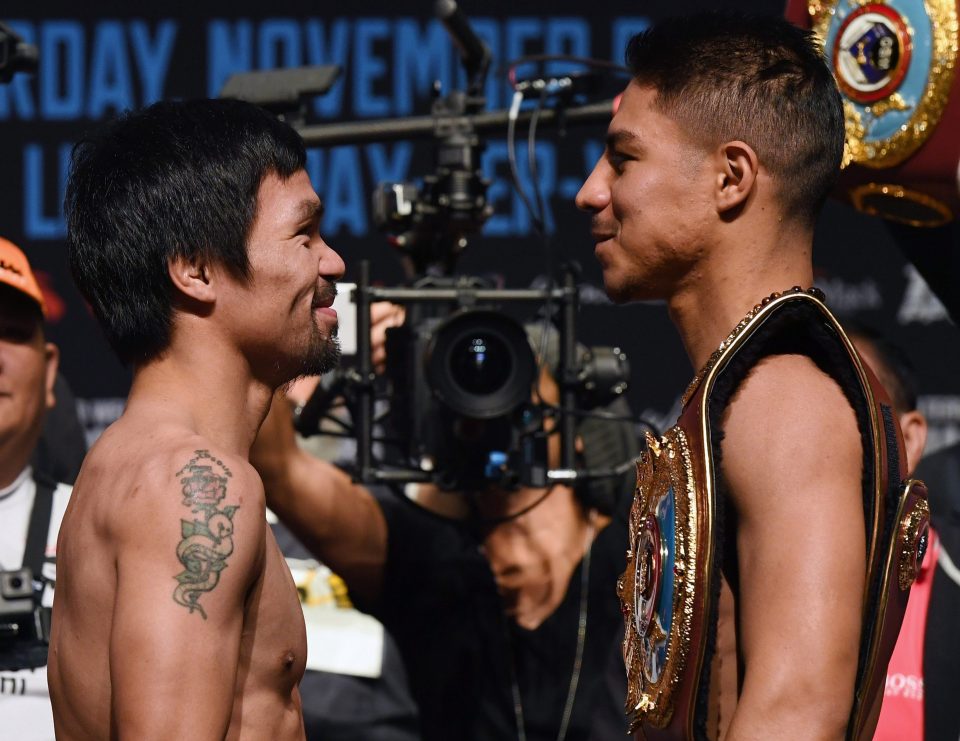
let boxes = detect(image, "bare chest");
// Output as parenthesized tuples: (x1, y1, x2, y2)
(239, 532, 307, 690)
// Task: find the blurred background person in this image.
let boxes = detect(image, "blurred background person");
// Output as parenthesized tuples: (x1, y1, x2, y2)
(849, 326, 958, 741)
(0, 237, 71, 741)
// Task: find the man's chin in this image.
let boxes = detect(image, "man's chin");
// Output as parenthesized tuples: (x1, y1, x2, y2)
(602, 272, 665, 305)
(602, 275, 635, 305)
(300, 336, 342, 377)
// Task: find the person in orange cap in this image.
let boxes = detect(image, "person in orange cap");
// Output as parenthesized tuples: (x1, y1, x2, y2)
(0, 236, 70, 741)
(0, 236, 46, 313)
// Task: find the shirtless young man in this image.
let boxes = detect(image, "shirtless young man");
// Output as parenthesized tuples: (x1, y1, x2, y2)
(47, 99, 345, 740)
(577, 13, 926, 740)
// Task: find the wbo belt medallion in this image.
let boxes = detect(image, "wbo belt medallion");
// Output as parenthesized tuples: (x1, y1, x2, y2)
(809, 0, 958, 169)
(788, 0, 960, 226)
(618, 428, 701, 732)
(833, 3, 913, 105)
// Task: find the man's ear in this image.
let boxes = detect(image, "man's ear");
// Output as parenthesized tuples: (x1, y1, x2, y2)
(43, 342, 59, 411)
(168, 254, 216, 305)
(899, 409, 928, 476)
(714, 140, 759, 215)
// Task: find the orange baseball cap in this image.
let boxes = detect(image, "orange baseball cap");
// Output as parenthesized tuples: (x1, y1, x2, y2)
(0, 236, 46, 316)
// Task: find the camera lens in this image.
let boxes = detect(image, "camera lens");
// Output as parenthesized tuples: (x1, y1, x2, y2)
(426, 310, 536, 419)
(449, 334, 511, 395)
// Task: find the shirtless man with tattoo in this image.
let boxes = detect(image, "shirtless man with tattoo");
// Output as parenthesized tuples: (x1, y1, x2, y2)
(46, 99, 344, 740)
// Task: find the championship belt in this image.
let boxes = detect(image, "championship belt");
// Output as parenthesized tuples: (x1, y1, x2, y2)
(786, 0, 960, 226)
(618, 425, 705, 735)
(618, 288, 931, 739)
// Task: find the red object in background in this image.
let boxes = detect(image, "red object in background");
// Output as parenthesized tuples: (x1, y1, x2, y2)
(34, 271, 67, 323)
(786, 0, 960, 227)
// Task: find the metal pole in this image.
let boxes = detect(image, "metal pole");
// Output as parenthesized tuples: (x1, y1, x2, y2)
(559, 269, 579, 472)
(296, 100, 615, 147)
(355, 261, 374, 483)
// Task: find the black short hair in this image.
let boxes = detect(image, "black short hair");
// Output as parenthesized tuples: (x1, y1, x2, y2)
(65, 98, 306, 365)
(626, 12, 845, 227)
(846, 323, 918, 414)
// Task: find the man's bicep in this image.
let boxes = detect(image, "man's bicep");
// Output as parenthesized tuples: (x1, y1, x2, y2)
(722, 356, 865, 736)
(109, 453, 265, 739)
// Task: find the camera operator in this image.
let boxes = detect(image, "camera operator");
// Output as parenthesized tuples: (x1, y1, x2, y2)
(253, 302, 639, 741)
(0, 237, 68, 741)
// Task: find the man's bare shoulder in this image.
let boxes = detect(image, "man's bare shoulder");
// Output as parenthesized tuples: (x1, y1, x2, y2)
(75, 422, 266, 558)
(720, 353, 862, 510)
(722, 352, 860, 425)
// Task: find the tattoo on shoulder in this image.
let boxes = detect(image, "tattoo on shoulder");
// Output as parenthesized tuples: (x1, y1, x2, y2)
(172, 450, 238, 619)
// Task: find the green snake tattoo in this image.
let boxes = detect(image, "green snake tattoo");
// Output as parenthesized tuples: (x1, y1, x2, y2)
(172, 450, 238, 619)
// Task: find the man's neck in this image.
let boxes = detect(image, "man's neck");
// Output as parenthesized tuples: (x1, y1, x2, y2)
(127, 341, 275, 457)
(668, 227, 814, 371)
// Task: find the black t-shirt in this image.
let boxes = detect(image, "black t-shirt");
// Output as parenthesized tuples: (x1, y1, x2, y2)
(362, 489, 629, 741)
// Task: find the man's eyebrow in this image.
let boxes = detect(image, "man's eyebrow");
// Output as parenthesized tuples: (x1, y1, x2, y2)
(295, 199, 324, 223)
(606, 129, 643, 151)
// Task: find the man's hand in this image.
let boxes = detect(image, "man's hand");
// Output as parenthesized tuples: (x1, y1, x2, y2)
(721, 354, 864, 740)
(370, 301, 405, 373)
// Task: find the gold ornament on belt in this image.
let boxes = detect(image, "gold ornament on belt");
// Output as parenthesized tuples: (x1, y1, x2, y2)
(618, 427, 700, 732)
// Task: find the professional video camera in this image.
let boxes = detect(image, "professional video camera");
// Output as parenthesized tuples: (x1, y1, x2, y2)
(0, 22, 38, 83)
(223, 1, 636, 495)
(0, 567, 50, 671)
(382, 292, 630, 492)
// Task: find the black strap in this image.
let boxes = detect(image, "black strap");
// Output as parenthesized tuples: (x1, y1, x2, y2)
(23, 473, 56, 580)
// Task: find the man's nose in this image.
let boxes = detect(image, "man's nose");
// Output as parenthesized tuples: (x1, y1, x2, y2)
(319, 242, 346, 282)
(575, 162, 610, 213)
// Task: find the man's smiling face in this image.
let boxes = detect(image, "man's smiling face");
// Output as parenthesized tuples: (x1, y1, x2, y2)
(576, 82, 716, 303)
